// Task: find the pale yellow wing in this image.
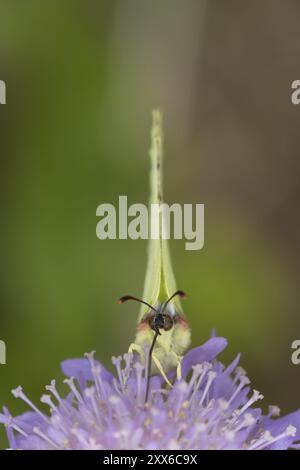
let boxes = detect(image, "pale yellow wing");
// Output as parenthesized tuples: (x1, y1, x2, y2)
(139, 110, 182, 320)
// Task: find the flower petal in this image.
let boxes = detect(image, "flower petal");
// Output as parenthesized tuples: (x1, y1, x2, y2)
(61, 358, 113, 389)
(263, 410, 300, 449)
(181, 337, 228, 379)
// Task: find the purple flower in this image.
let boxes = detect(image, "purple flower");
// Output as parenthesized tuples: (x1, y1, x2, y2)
(1, 337, 300, 450)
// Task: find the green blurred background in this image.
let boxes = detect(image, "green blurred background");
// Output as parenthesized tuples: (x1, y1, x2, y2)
(1, 0, 300, 448)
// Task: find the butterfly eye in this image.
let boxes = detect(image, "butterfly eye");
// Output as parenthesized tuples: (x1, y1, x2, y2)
(162, 314, 173, 331)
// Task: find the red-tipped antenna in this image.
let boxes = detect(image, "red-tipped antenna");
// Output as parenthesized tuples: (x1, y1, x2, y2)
(161, 290, 186, 314)
(118, 295, 160, 315)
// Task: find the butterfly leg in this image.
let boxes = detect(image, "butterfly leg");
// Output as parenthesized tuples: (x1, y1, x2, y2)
(151, 353, 173, 388)
(128, 343, 174, 388)
(176, 355, 183, 381)
(128, 343, 145, 362)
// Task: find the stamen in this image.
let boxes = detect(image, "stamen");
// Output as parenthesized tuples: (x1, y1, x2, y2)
(46, 380, 70, 414)
(268, 405, 280, 417)
(122, 352, 133, 384)
(85, 352, 107, 401)
(199, 371, 217, 406)
(50, 414, 70, 436)
(112, 377, 122, 395)
(12, 386, 49, 424)
(249, 425, 296, 450)
(11, 422, 28, 437)
(2, 414, 28, 438)
(70, 426, 90, 447)
(109, 395, 126, 423)
(238, 390, 263, 415)
(230, 390, 263, 424)
(172, 382, 189, 418)
(84, 387, 101, 421)
(227, 375, 250, 405)
(219, 398, 230, 411)
(233, 367, 247, 385)
(112, 356, 124, 388)
(233, 413, 256, 433)
(134, 362, 145, 405)
(204, 399, 228, 429)
(63, 377, 84, 405)
(40, 394, 59, 414)
(200, 398, 215, 418)
(33, 426, 62, 449)
(190, 363, 212, 405)
(94, 364, 108, 401)
(0, 408, 17, 449)
(187, 364, 203, 395)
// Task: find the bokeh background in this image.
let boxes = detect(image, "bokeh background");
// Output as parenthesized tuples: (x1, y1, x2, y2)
(1, 0, 300, 448)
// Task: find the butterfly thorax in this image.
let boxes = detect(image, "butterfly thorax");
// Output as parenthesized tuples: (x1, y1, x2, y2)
(135, 303, 191, 373)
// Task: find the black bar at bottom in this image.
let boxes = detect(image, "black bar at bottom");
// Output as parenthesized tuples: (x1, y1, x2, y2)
(0, 449, 297, 465)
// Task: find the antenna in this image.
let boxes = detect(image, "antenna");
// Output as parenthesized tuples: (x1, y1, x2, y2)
(161, 290, 186, 314)
(118, 295, 160, 315)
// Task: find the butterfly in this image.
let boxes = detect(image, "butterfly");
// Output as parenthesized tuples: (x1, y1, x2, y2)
(118, 110, 191, 401)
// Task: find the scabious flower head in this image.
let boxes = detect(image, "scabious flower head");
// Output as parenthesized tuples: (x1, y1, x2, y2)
(1, 337, 300, 450)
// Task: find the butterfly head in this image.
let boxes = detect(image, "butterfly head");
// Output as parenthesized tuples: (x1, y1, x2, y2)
(118, 290, 186, 336)
(118, 290, 188, 403)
